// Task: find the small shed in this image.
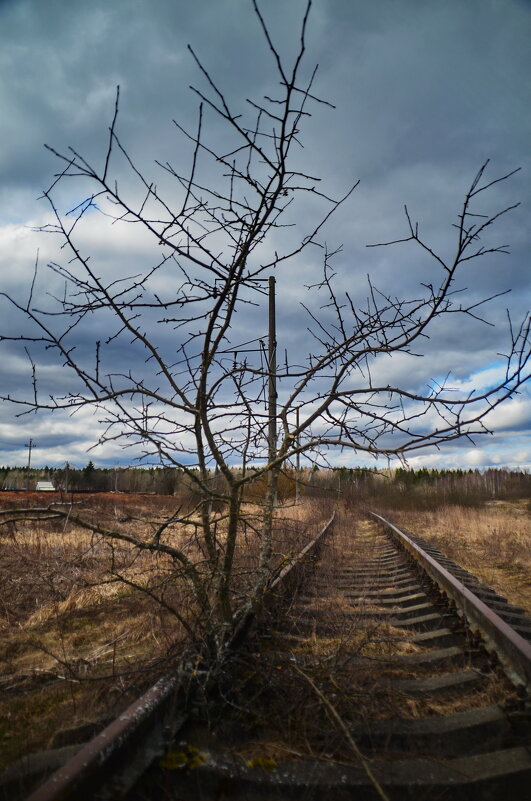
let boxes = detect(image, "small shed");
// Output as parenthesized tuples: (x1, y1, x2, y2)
(35, 481, 56, 492)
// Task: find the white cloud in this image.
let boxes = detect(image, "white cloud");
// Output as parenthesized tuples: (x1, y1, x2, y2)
(482, 396, 531, 432)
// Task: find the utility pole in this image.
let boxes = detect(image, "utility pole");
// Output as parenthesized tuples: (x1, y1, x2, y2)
(295, 406, 301, 504)
(25, 438, 33, 492)
(268, 276, 277, 505)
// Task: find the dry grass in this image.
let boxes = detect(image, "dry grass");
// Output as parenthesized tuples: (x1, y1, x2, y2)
(386, 500, 531, 614)
(0, 495, 193, 771)
(4, 490, 524, 774)
(0, 492, 323, 772)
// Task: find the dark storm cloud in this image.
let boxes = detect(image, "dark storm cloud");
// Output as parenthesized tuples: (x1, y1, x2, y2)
(0, 0, 529, 467)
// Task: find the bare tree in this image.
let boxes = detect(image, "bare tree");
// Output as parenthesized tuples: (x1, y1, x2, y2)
(1, 0, 529, 650)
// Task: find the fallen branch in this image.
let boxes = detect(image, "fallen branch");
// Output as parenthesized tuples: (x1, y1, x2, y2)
(292, 663, 390, 801)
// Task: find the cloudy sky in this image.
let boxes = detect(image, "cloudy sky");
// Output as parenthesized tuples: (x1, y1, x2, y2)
(0, 0, 530, 470)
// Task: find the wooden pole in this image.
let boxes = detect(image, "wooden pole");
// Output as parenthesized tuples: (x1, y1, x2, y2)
(25, 438, 33, 492)
(268, 276, 277, 504)
(295, 406, 301, 504)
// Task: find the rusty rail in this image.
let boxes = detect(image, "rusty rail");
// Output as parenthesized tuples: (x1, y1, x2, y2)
(371, 512, 531, 688)
(270, 511, 335, 593)
(23, 676, 182, 801)
(22, 512, 335, 801)
(229, 510, 336, 650)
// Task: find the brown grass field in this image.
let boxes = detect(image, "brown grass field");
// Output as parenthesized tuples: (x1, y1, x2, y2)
(0, 492, 320, 771)
(0, 489, 529, 773)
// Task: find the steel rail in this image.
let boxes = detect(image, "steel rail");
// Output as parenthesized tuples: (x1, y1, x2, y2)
(226, 511, 335, 650)
(371, 512, 531, 689)
(23, 675, 181, 801)
(23, 512, 335, 801)
(270, 510, 335, 593)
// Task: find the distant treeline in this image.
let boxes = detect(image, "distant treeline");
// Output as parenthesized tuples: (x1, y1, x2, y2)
(310, 466, 531, 510)
(1, 463, 529, 509)
(0, 461, 183, 494)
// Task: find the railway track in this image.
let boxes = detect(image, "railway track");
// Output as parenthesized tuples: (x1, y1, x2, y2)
(129, 512, 531, 800)
(3, 511, 531, 800)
